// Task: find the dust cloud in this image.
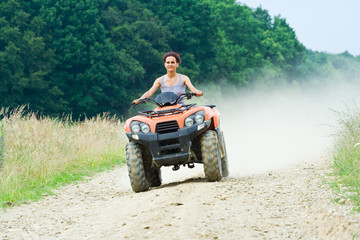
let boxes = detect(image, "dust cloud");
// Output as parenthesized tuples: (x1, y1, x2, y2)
(129, 81, 360, 185)
(219, 81, 360, 177)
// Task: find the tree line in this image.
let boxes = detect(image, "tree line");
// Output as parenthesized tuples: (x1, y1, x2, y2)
(1, 0, 358, 118)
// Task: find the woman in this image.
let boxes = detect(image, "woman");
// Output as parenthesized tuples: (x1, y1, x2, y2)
(133, 51, 203, 104)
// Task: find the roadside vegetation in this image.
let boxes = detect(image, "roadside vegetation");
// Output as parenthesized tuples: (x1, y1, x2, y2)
(0, 107, 127, 208)
(331, 107, 360, 211)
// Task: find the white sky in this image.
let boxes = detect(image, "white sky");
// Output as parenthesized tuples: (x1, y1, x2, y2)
(238, 0, 360, 56)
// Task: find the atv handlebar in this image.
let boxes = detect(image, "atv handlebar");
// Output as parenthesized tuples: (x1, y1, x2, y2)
(131, 98, 150, 108)
(179, 92, 202, 100)
(131, 92, 202, 107)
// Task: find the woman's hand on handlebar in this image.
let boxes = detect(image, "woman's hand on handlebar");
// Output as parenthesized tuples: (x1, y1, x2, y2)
(133, 98, 147, 105)
(195, 90, 203, 97)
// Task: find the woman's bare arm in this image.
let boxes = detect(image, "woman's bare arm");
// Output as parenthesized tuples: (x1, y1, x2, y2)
(133, 78, 161, 104)
(183, 75, 203, 96)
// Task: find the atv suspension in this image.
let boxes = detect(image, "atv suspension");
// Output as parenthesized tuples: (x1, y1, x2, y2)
(172, 163, 195, 171)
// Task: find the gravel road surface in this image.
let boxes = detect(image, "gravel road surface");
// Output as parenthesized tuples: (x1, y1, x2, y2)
(1, 159, 359, 240)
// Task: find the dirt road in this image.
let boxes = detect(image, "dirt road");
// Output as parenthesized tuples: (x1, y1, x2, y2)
(2, 84, 360, 239)
(1, 159, 359, 240)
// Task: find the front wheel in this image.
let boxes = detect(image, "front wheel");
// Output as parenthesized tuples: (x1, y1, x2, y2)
(201, 130, 222, 181)
(146, 167, 162, 187)
(125, 142, 149, 192)
(141, 147, 162, 188)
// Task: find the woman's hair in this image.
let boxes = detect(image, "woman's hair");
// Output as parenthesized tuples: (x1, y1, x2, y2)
(163, 51, 181, 64)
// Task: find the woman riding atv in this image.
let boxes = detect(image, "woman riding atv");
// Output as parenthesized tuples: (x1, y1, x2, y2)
(133, 51, 203, 104)
(126, 52, 229, 192)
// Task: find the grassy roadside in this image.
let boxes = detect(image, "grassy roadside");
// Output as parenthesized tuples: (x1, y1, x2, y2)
(331, 107, 360, 212)
(0, 106, 127, 208)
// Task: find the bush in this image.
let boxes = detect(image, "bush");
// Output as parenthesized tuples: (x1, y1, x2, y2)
(331, 106, 360, 211)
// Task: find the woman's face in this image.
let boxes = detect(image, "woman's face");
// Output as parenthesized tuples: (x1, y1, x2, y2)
(164, 56, 179, 72)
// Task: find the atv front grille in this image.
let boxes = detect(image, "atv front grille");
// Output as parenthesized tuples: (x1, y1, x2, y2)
(156, 120, 179, 134)
(159, 139, 181, 155)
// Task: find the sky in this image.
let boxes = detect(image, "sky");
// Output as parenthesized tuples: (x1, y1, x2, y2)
(238, 0, 360, 56)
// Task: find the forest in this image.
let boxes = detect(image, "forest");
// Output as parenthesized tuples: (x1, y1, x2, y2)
(1, 0, 360, 118)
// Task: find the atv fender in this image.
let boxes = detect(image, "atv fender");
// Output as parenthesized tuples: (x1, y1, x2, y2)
(203, 107, 221, 129)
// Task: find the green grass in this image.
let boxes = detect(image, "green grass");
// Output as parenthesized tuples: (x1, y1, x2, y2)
(0, 106, 127, 208)
(331, 106, 360, 211)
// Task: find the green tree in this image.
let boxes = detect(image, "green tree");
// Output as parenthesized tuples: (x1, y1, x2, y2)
(0, 0, 310, 117)
(101, 0, 171, 96)
(0, 0, 61, 113)
(37, 0, 139, 116)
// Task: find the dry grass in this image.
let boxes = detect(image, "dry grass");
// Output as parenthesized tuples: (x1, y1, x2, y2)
(0, 106, 127, 207)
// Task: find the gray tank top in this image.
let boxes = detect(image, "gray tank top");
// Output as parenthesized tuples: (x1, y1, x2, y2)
(160, 74, 186, 104)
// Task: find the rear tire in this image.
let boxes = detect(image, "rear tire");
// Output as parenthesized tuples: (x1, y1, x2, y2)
(220, 131, 229, 177)
(201, 130, 222, 181)
(126, 142, 149, 192)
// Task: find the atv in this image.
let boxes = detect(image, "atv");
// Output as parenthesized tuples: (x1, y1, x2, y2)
(124, 92, 229, 192)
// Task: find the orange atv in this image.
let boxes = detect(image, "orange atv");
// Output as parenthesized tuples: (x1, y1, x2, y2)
(124, 92, 229, 192)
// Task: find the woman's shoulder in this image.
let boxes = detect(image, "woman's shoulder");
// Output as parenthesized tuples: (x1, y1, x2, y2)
(179, 73, 190, 83)
(154, 76, 163, 85)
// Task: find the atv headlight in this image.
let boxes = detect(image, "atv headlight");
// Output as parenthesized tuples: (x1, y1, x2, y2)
(184, 110, 205, 127)
(131, 124, 141, 134)
(131, 121, 151, 134)
(140, 123, 150, 133)
(195, 114, 204, 124)
(185, 117, 194, 127)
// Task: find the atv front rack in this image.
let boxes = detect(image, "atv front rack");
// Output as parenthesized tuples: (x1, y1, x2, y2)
(139, 104, 196, 118)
